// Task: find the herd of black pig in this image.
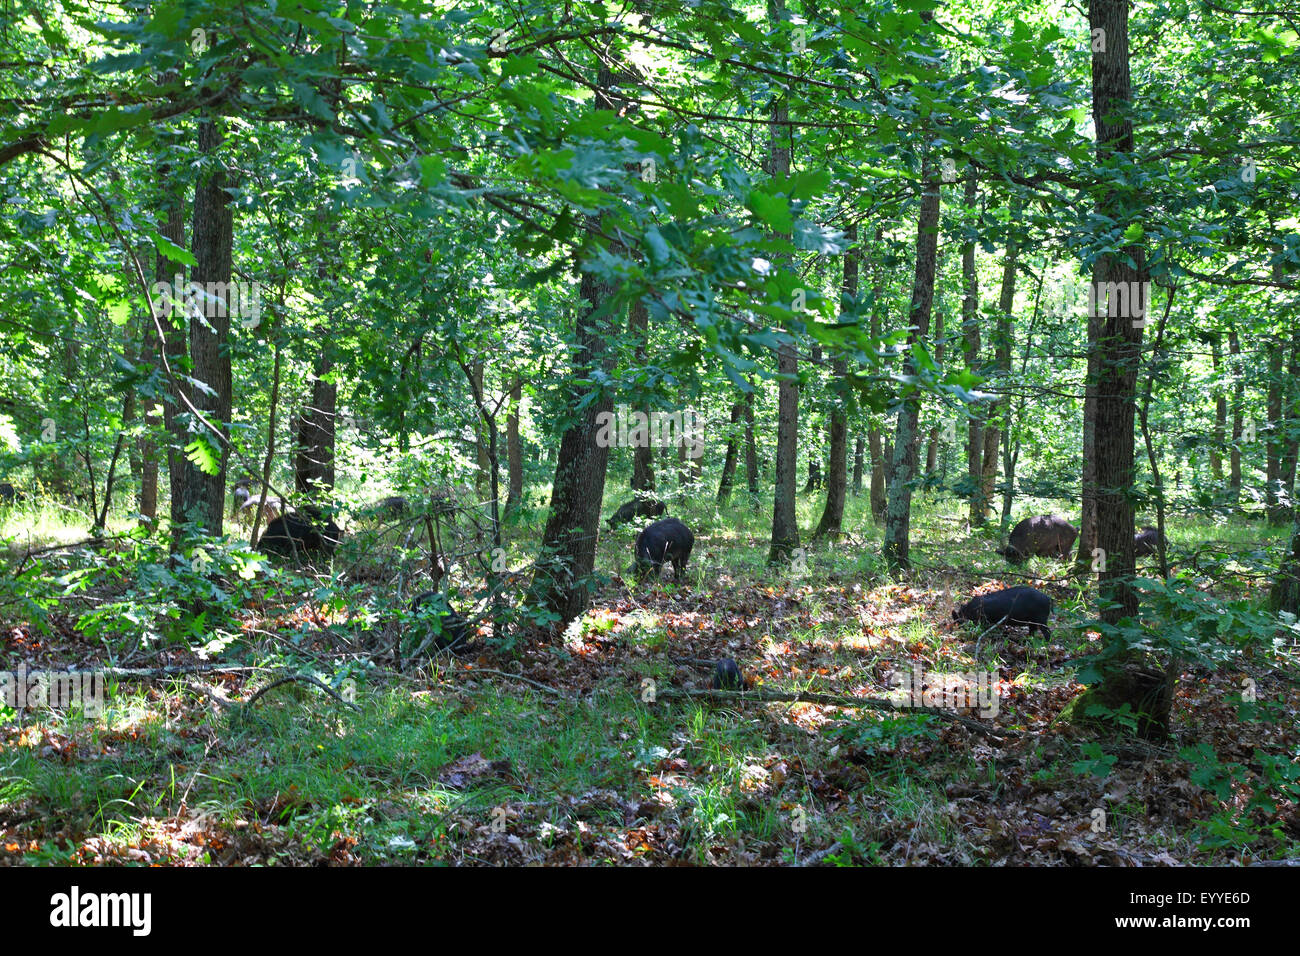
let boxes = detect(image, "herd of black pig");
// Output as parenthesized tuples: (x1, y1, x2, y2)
(608, 504, 1170, 688)
(956, 514, 1168, 641)
(2, 475, 1170, 681)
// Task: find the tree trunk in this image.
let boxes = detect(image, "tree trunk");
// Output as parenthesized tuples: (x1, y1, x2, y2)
(867, 228, 887, 523)
(1210, 335, 1225, 482)
(1278, 329, 1300, 520)
(1068, 0, 1168, 742)
(852, 436, 864, 496)
(293, 352, 336, 496)
(505, 378, 523, 515)
(814, 226, 856, 539)
(883, 158, 941, 570)
(473, 360, 490, 495)
(868, 428, 887, 522)
(803, 439, 822, 493)
(1229, 330, 1243, 503)
(628, 298, 655, 492)
(717, 398, 744, 505)
(960, 172, 985, 525)
(924, 303, 945, 477)
(766, 0, 799, 563)
(158, 178, 188, 548)
(744, 386, 759, 508)
(1075, 287, 1102, 574)
(1266, 342, 1284, 520)
(527, 66, 622, 625)
(178, 117, 233, 537)
(983, 228, 1015, 526)
(1272, 513, 1300, 614)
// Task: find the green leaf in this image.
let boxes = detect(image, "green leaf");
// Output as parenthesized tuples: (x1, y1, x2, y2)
(747, 190, 793, 233)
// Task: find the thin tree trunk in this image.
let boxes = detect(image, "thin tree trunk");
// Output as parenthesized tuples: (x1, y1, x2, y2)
(925, 303, 945, 477)
(1229, 329, 1243, 502)
(1266, 342, 1284, 520)
(1210, 335, 1226, 483)
(766, 0, 798, 562)
(158, 175, 188, 547)
(983, 226, 1015, 527)
(883, 157, 941, 570)
(960, 172, 985, 525)
(629, 299, 655, 492)
(744, 387, 759, 508)
(1279, 329, 1300, 519)
(852, 436, 865, 496)
(1076, 287, 1102, 573)
(867, 227, 887, 523)
(717, 399, 744, 505)
(505, 379, 523, 515)
(814, 224, 856, 539)
(473, 360, 490, 495)
(179, 117, 233, 536)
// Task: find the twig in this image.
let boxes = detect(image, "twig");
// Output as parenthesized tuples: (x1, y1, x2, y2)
(458, 667, 567, 697)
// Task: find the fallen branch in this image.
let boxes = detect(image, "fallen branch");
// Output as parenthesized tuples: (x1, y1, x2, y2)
(655, 687, 1018, 740)
(242, 674, 360, 711)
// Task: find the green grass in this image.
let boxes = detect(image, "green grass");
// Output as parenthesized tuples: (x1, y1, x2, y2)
(0, 482, 1294, 864)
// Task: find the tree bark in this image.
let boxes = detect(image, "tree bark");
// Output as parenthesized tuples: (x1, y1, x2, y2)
(983, 227, 1015, 527)
(1068, 0, 1169, 743)
(717, 398, 744, 505)
(960, 172, 985, 525)
(744, 386, 759, 508)
(527, 64, 622, 624)
(883, 159, 941, 570)
(924, 302, 945, 477)
(178, 117, 233, 536)
(473, 360, 490, 495)
(1210, 334, 1225, 482)
(867, 227, 887, 523)
(852, 436, 864, 496)
(628, 298, 655, 493)
(1266, 342, 1284, 520)
(505, 378, 523, 514)
(1272, 513, 1300, 614)
(814, 224, 856, 539)
(1278, 329, 1300, 520)
(766, 0, 799, 562)
(293, 353, 336, 496)
(158, 175, 188, 548)
(1075, 281, 1102, 573)
(1229, 329, 1243, 502)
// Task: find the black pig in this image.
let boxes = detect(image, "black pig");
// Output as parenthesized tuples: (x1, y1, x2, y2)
(258, 509, 342, 560)
(1134, 525, 1167, 558)
(952, 586, 1052, 638)
(410, 590, 469, 652)
(634, 517, 694, 580)
(997, 514, 1078, 564)
(712, 658, 744, 691)
(608, 494, 666, 530)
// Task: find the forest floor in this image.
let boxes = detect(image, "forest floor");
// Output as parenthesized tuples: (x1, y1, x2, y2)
(0, 495, 1297, 866)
